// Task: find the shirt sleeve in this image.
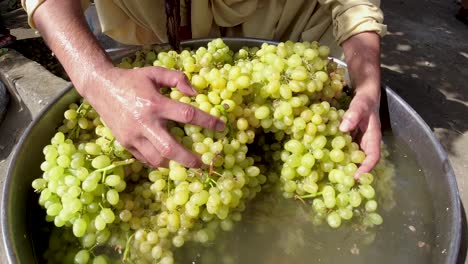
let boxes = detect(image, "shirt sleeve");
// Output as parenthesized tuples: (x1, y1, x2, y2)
(319, 0, 387, 45)
(22, 0, 91, 29)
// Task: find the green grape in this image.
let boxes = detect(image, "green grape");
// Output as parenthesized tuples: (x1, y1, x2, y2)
(351, 150, 366, 163)
(92, 255, 108, 264)
(37, 39, 387, 262)
(74, 250, 90, 264)
(82, 233, 96, 248)
(368, 212, 383, 225)
(359, 172, 374, 185)
(94, 216, 106, 231)
(47, 203, 62, 217)
(338, 207, 353, 220)
(348, 190, 362, 207)
(64, 109, 78, 120)
(104, 175, 121, 187)
(106, 189, 119, 205)
(91, 155, 111, 169)
(336, 193, 349, 207)
(312, 198, 327, 214)
(329, 149, 345, 163)
(32, 178, 47, 191)
(327, 212, 341, 228)
(365, 200, 378, 212)
(359, 185, 376, 199)
(172, 235, 185, 247)
(84, 143, 101, 155)
(174, 190, 190, 205)
(73, 218, 87, 237)
(254, 106, 270, 120)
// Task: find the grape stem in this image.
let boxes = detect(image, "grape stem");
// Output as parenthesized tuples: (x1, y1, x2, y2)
(208, 177, 218, 187)
(297, 192, 322, 200)
(95, 158, 135, 173)
(294, 194, 307, 205)
(122, 232, 135, 263)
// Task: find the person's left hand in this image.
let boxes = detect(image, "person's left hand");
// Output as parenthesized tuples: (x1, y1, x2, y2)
(339, 90, 382, 179)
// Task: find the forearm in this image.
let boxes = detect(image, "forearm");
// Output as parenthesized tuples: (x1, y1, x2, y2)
(342, 32, 381, 107)
(33, 0, 113, 98)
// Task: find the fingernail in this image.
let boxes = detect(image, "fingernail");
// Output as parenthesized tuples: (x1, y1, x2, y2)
(340, 119, 351, 132)
(353, 171, 361, 180)
(216, 121, 225, 131)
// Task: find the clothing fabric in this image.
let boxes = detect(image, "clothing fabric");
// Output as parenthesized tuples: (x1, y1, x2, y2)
(22, 0, 386, 54)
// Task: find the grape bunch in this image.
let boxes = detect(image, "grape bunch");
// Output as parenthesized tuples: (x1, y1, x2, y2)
(32, 39, 392, 264)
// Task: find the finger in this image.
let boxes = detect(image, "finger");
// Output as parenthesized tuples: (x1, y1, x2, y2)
(144, 122, 202, 168)
(339, 96, 370, 133)
(134, 138, 169, 168)
(359, 114, 381, 151)
(146, 67, 197, 96)
(354, 116, 382, 179)
(354, 148, 380, 179)
(340, 101, 364, 132)
(157, 96, 225, 131)
(127, 147, 149, 165)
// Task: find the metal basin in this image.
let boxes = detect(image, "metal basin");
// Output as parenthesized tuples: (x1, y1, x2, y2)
(1, 38, 462, 263)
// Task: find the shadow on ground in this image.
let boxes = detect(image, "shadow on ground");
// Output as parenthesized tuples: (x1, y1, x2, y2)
(381, 0, 468, 156)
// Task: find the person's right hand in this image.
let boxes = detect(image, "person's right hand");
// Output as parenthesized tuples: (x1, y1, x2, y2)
(83, 66, 225, 168)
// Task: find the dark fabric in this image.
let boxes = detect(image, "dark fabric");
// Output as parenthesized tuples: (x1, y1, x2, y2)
(165, 0, 181, 50)
(0, 81, 10, 124)
(456, 6, 468, 25)
(0, 13, 8, 35)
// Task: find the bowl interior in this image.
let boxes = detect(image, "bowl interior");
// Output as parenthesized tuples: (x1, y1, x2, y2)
(1, 38, 461, 264)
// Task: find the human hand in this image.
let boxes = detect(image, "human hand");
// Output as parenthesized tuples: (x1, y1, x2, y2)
(339, 91, 382, 179)
(84, 66, 225, 168)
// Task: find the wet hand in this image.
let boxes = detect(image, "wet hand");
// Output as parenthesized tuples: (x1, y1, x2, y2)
(85, 66, 225, 168)
(339, 91, 382, 179)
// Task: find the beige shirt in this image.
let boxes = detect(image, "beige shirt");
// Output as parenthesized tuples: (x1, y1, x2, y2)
(23, 0, 386, 53)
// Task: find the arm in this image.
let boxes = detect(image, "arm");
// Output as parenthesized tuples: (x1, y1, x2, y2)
(340, 31, 382, 178)
(33, 0, 224, 168)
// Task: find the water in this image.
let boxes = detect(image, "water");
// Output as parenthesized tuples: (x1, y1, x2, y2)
(34, 132, 437, 264)
(175, 132, 436, 264)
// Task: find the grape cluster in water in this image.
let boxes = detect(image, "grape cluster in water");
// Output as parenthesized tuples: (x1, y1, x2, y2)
(33, 39, 390, 264)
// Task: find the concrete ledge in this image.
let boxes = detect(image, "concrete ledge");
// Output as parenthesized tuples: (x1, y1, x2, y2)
(0, 48, 71, 261)
(0, 49, 70, 117)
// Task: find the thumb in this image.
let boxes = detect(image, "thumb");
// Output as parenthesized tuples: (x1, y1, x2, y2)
(339, 108, 363, 133)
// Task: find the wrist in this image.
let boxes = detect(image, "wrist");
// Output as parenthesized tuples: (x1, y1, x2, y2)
(73, 61, 116, 99)
(353, 84, 381, 111)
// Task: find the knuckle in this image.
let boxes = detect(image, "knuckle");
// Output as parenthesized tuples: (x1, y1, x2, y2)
(159, 144, 174, 158)
(345, 115, 359, 125)
(120, 141, 133, 150)
(173, 72, 186, 83)
(207, 116, 218, 130)
(180, 104, 196, 123)
(148, 95, 164, 108)
(129, 149, 146, 163)
(148, 156, 164, 168)
(119, 135, 136, 149)
(185, 158, 200, 168)
(177, 71, 188, 81)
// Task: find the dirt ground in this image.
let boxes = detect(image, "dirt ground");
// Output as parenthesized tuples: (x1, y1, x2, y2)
(1, 0, 468, 262)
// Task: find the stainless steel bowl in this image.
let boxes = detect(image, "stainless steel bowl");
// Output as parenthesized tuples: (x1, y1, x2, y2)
(1, 38, 462, 264)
